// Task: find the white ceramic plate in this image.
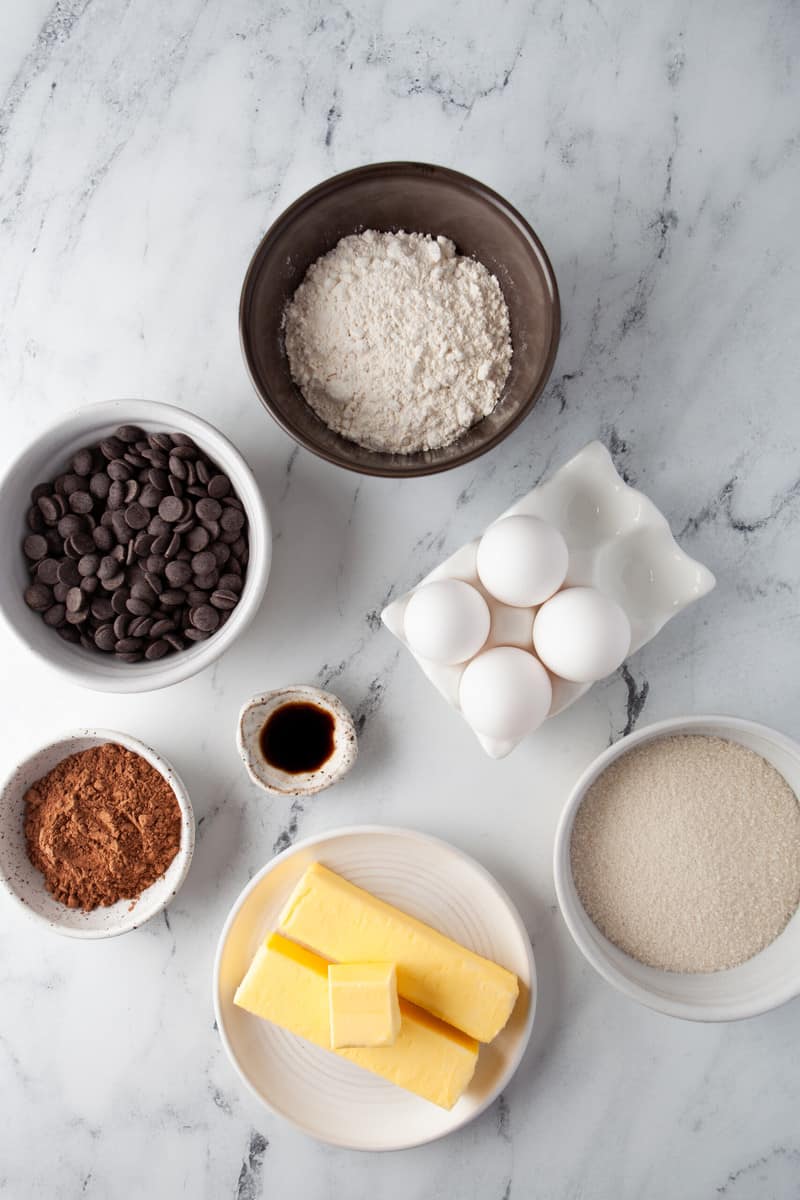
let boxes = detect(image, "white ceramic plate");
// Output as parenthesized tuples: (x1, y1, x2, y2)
(213, 826, 536, 1150)
(383, 441, 716, 757)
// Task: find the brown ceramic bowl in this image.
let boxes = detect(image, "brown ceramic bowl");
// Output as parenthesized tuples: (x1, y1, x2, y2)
(239, 162, 560, 478)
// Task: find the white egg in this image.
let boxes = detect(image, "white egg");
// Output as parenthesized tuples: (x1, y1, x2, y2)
(403, 579, 490, 665)
(459, 646, 552, 740)
(476, 515, 569, 607)
(532, 586, 631, 683)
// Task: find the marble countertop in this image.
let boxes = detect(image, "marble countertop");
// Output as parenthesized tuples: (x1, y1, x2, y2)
(2, 1, 799, 1197)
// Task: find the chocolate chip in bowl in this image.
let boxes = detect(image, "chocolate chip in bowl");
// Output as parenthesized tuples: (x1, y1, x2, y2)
(0, 729, 194, 938)
(0, 401, 271, 692)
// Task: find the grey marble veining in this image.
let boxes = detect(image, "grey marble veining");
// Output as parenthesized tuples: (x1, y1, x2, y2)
(1, 1, 799, 1197)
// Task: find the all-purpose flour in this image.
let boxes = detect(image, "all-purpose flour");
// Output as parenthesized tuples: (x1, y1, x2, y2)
(283, 230, 512, 453)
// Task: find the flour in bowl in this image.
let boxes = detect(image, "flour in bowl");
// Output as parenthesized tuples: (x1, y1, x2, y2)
(283, 230, 512, 454)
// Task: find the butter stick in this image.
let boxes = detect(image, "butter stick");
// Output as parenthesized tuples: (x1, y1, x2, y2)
(278, 862, 519, 1042)
(235, 933, 478, 1110)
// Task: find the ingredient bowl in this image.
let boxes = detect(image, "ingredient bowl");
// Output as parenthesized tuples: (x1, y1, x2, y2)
(238, 686, 358, 797)
(554, 715, 800, 1021)
(0, 729, 194, 938)
(0, 399, 271, 692)
(240, 162, 560, 478)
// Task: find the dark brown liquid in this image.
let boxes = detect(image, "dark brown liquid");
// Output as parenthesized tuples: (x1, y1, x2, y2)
(259, 702, 336, 774)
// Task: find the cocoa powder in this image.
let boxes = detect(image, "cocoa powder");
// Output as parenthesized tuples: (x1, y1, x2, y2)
(24, 743, 182, 911)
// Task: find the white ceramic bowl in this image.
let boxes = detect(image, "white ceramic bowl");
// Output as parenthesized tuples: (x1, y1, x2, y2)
(237, 686, 358, 797)
(214, 825, 536, 1150)
(554, 715, 800, 1021)
(0, 399, 271, 692)
(0, 729, 194, 938)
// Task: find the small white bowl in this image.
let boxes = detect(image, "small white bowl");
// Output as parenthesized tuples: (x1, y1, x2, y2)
(554, 715, 800, 1021)
(0, 399, 271, 692)
(237, 686, 358, 797)
(0, 729, 194, 938)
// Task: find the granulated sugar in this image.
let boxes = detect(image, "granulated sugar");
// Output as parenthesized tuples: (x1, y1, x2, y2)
(570, 735, 800, 973)
(283, 230, 512, 454)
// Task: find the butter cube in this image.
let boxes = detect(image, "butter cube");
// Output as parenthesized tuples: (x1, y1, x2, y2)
(328, 962, 401, 1048)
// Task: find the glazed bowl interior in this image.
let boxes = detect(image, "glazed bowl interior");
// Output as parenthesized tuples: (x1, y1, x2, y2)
(240, 162, 560, 478)
(0, 729, 194, 938)
(0, 399, 271, 693)
(554, 715, 800, 1021)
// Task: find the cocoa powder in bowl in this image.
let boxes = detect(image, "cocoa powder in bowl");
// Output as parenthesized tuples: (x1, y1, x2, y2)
(24, 743, 182, 910)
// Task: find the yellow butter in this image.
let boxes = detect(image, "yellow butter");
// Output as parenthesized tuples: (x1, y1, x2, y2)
(328, 962, 401, 1048)
(235, 933, 478, 1110)
(278, 862, 519, 1042)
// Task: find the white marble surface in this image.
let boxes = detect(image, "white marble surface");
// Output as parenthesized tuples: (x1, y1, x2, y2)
(1, 1, 799, 1196)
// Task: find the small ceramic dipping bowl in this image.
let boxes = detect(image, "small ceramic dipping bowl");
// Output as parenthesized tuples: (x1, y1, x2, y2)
(554, 715, 800, 1021)
(0, 729, 194, 939)
(237, 686, 358, 797)
(240, 161, 560, 478)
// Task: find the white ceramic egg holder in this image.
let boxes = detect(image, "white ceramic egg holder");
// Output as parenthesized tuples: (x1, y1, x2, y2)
(382, 442, 716, 758)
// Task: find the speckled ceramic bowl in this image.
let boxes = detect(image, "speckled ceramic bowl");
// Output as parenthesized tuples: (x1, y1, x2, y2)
(0, 729, 194, 938)
(237, 687, 358, 797)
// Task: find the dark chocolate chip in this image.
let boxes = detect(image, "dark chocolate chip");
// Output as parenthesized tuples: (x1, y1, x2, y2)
(124, 502, 149, 530)
(168, 454, 187, 480)
(43, 603, 66, 627)
(128, 616, 153, 638)
(165, 560, 192, 587)
(115, 424, 145, 444)
(57, 560, 81, 586)
(191, 550, 216, 576)
(195, 497, 222, 522)
(126, 597, 151, 617)
(190, 604, 219, 632)
(158, 495, 183, 523)
(71, 448, 94, 476)
(207, 474, 231, 499)
(24, 584, 53, 611)
(36, 558, 61, 585)
(37, 496, 59, 524)
(71, 532, 96, 556)
(193, 570, 219, 591)
(113, 614, 130, 639)
(65, 587, 85, 613)
(139, 484, 164, 509)
(68, 491, 93, 514)
(107, 480, 126, 510)
(220, 507, 245, 533)
(78, 554, 100, 578)
(91, 598, 114, 621)
(100, 438, 125, 461)
(185, 526, 209, 552)
(111, 589, 130, 615)
(94, 624, 116, 652)
(149, 619, 174, 637)
(159, 589, 186, 607)
(89, 472, 111, 500)
(145, 639, 170, 660)
(23, 534, 48, 561)
(210, 589, 239, 610)
(107, 459, 131, 482)
(115, 637, 143, 654)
